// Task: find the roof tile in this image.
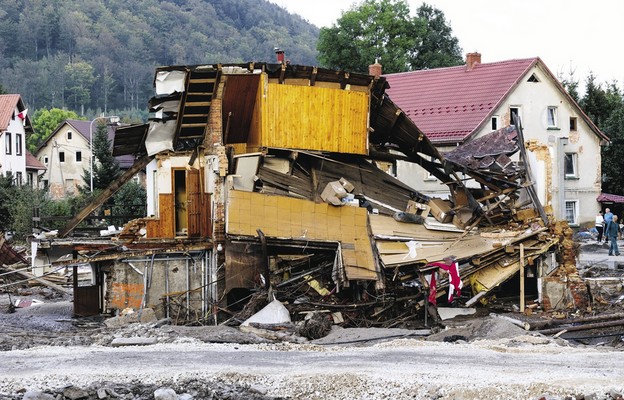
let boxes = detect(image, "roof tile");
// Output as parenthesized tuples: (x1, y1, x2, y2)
(385, 58, 537, 143)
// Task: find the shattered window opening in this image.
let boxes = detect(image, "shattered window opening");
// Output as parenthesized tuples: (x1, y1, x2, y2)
(491, 115, 500, 131)
(547, 106, 558, 128)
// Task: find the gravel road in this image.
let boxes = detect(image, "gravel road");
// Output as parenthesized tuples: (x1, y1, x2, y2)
(1, 337, 623, 400)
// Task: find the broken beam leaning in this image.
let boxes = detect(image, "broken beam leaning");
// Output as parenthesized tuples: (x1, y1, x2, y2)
(59, 155, 154, 237)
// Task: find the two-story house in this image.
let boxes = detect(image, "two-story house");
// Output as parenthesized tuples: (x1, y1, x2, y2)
(0, 94, 38, 186)
(383, 53, 609, 227)
(35, 119, 138, 199)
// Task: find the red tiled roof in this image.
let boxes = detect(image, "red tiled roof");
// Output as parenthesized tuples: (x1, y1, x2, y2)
(597, 193, 624, 203)
(25, 150, 46, 170)
(384, 58, 537, 144)
(0, 94, 21, 131)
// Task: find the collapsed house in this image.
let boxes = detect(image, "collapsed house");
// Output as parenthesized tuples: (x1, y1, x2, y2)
(33, 61, 588, 325)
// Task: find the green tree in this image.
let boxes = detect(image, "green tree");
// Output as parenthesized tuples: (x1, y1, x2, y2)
(410, 4, 463, 70)
(0, 173, 14, 231)
(83, 122, 121, 191)
(111, 181, 147, 225)
(317, 0, 462, 73)
(65, 60, 96, 114)
(600, 106, 624, 194)
(0, 83, 6, 94)
(579, 74, 618, 129)
(29, 108, 82, 153)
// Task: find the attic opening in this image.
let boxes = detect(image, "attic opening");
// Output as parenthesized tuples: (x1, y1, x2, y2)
(527, 73, 540, 83)
(222, 74, 262, 146)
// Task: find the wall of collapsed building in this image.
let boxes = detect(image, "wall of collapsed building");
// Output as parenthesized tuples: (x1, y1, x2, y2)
(89, 62, 592, 326)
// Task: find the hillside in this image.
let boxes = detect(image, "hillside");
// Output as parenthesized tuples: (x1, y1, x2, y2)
(0, 0, 319, 116)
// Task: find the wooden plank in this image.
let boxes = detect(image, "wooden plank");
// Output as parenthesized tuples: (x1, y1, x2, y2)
(189, 78, 216, 84)
(185, 101, 211, 107)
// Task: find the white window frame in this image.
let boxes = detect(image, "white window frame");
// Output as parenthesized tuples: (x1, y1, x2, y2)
(424, 155, 438, 181)
(67, 130, 73, 141)
(5, 132, 11, 155)
(59, 151, 65, 163)
(565, 200, 579, 226)
(564, 152, 578, 178)
(509, 106, 522, 126)
(547, 106, 558, 128)
(43, 156, 49, 164)
(75, 151, 82, 163)
(15, 133, 22, 156)
(569, 117, 577, 131)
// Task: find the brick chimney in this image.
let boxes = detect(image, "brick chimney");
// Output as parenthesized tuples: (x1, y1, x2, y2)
(466, 52, 481, 71)
(275, 48, 285, 64)
(369, 59, 382, 78)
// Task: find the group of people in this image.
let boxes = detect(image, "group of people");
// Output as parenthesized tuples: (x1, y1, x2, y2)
(595, 208, 621, 256)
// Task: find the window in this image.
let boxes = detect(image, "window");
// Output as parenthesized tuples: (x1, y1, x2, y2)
(15, 172, 22, 186)
(547, 106, 558, 128)
(5, 132, 11, 154)
(15, 134, 22, 156)
(424, 155, 437, 181)
(491, 115, 500, 131)
(527, 73, 540, 83)
(42, 179, 49, 189)
(565, 200, 578, 225)
(27, 172, 33, 186)
(76, 151, 82, 162)
(43, 156, 49, 164)
(564, 153, 577, 178)
(59, 151, 65, 163)
(510, 106, 521, 126)
(570, 117, 577, 131)
(67, 131, 73, 140)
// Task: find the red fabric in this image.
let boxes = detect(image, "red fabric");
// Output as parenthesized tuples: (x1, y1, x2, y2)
(426, 261, 463, 303)
(427, 272, 438, 305)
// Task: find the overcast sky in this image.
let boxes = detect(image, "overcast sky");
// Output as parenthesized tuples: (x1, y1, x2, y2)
(268, 0, 622, 91)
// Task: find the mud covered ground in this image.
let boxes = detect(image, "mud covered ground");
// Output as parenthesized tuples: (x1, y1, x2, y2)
(2, 290, 624, 400)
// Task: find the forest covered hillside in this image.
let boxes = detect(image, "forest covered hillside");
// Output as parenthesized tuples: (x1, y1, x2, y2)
(0, 0, 319, 116)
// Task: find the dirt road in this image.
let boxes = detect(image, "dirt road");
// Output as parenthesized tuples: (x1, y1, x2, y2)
(2, 337, 623, 400)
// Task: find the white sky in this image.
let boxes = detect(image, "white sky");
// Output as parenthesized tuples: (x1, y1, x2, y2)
(268, 0, 623, 90)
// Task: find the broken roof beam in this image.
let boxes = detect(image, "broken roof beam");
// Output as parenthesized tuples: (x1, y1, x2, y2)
(58, 155, 154, 237)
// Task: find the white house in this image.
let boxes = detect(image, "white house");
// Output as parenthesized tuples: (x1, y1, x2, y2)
(36, 119, 138, 199)
(383, 53, 608, 227)
(0, 94, 39, 186)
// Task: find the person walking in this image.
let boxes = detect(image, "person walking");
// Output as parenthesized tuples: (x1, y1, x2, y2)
(607, 215, 621, 256)
(596, 211, 605, 242)
(604, 208, 614, 243)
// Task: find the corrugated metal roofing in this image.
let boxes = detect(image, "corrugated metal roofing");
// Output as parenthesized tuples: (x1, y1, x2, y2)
(0, 94, 21, 131)
(384, 58, 537, 144)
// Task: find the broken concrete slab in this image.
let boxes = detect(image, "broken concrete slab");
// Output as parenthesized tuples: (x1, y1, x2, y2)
(437, 307, 476, 321)
(110, 337, 158, 347)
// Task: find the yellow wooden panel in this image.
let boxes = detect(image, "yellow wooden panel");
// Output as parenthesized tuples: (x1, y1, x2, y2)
(226, 190, 377, 280)
(259, 83, 369, 155)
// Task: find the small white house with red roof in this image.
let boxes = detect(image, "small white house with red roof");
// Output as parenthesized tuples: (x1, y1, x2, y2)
(0, 94, 38, 186)
(383, 53, 608, 227)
